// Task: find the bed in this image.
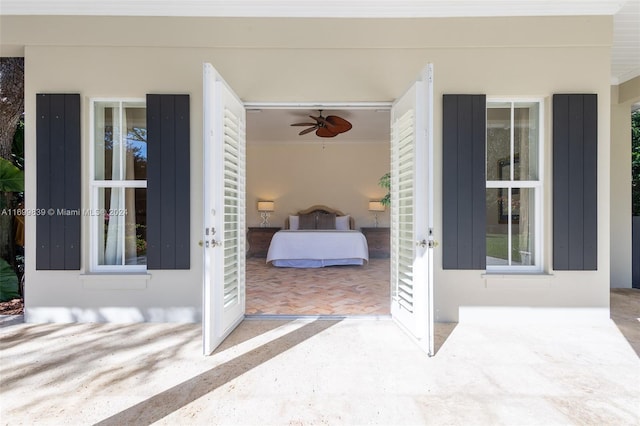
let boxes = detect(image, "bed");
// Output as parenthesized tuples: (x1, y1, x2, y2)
(266, 205, 369, 268)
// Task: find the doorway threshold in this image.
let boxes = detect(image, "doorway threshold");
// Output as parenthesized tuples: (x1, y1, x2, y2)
(244, 314, 392, 321)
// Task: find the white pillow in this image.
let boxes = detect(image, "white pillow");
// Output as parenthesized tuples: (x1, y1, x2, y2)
(336, 215, 350, 230)
(289, 215, 299, 230)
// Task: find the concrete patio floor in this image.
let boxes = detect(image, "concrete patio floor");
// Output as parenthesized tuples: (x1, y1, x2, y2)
(1, 290, 639, 425)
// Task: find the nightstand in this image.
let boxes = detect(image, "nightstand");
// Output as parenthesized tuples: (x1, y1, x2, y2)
(246, 227, 281, 258)
(360, 227, 390, 258)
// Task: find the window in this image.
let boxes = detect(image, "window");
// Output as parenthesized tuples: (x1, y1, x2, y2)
(486, 99, 543, 271)
(91, 100, 147, 271)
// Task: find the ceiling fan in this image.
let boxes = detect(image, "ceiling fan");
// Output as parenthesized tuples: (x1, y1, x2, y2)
(290, 110, 352, 138)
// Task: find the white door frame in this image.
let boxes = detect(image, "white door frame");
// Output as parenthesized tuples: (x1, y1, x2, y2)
(211, 69, 435, 355)
(243, 102, 392, 110)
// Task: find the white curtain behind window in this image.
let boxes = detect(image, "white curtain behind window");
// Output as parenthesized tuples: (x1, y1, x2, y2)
(104, 107, 124, 265)
(105, 107, 139, 265)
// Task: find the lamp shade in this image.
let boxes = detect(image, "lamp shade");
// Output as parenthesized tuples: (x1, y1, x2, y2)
(257, 201, 275, 212)
(368, 201, 385, 212)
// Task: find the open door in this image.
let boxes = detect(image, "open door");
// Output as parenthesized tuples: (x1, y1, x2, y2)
(390, 64, 435, 356)
(202, 63, 247, 355)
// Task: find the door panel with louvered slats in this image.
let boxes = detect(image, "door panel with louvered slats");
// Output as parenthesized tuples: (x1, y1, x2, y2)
(390, 65, 434, 355)
(203, 63, 246, 355)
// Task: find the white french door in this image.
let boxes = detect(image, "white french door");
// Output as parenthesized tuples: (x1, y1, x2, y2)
(202, 63, 247, 355)
(390, 64, 435, 356)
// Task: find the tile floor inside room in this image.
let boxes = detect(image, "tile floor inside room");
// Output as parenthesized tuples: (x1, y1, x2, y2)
(246, 258, 390, 316)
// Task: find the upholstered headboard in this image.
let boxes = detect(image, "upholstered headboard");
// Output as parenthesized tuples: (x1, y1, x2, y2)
(284, 205, 355, 230)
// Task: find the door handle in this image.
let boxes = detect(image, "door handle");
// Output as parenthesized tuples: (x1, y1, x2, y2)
(199, 239, 221, 248)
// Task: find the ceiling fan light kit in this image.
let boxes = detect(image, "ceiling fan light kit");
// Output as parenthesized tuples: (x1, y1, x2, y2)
(290, 110, 353, 138)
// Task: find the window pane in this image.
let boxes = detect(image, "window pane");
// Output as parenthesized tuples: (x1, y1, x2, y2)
(512, 188, 535, 265)
(513, 103, 539, 181)
(97, 187, 147, 266)
(125, 106, 147, 180)
(94, 102, 146, 181)
(131, 188, 147, 265)
(94, 103, 117, 180)
(486, 187, 536, 267)
(486, 187, 509, 265)
(97, 187, 114, 265)
(487, 106, 511, 181)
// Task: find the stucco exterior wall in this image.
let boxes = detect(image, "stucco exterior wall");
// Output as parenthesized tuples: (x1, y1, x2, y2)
(3, 15, 614, 322)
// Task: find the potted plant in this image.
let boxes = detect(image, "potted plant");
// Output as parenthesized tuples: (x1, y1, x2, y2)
(379, 172, 390, 207)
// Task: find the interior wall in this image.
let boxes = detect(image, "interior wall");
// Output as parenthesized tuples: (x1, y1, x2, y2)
(247, 141, 390, 228)
(610, 75, 640, 288)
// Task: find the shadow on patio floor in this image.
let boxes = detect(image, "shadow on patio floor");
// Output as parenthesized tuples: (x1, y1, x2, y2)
(94, 319, 341, 425)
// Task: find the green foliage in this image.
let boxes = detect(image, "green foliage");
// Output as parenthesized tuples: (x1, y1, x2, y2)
(12, 118, 24, 170)
(0, 257, 19, 302)
(0, 157, 24, 194)
(378, 172, 390, 206)
(632, 110, 640, 216)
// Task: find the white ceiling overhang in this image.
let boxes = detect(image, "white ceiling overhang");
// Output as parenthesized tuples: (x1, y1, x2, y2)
(0, 0, 628, 18)
(1, 0, 638, 84)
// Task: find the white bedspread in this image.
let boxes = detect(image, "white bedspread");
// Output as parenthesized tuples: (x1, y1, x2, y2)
(266, 230, 369, 268)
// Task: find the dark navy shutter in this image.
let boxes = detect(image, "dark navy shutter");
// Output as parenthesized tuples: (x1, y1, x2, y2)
(553, 94, 597, 270)
(146, 94, 190, 269)
(442, 94, 486, 269)
(36, 93, 81, 270)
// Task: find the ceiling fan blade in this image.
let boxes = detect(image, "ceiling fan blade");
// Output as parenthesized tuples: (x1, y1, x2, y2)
(316, 127, 338, 138)
(325, 116, 352, 134)
(291, 122, 318, 126)
(298, 127, 317, 135)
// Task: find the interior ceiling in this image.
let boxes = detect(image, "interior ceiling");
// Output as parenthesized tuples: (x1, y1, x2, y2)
(246, 108, 390, 144)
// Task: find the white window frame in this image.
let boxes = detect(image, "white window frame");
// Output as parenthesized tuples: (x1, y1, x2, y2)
(486, 97, 544, 273)
(90, 98, 147, 272)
